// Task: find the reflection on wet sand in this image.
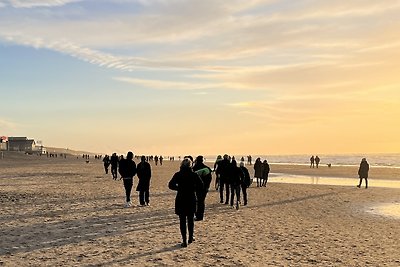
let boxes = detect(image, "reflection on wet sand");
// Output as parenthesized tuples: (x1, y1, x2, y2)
(366, 203, 400, 219)
(269, 173, 400, 189)
(267, 173, 400, 219)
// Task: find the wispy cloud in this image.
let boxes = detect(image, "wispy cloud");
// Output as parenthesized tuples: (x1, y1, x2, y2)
(113, 77, 217, 90)
(6, 0, 82, 8)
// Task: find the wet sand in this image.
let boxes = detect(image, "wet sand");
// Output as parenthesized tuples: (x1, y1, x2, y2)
(1, 153, 399, 266)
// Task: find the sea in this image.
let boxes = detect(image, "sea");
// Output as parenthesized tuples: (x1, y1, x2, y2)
(205, 153, 400, 168)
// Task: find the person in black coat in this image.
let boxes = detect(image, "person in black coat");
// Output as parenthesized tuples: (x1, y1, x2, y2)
(229, 159, 243, 210)
(357, 158, 369, 189)
(239, 162, 251, 206)
(118, 151, 137, 207)
(261, 160, 270, 187)
(254, 158, 262, 187)
(217, 154, 231, 204)
(110, 153, 119, 180)
(136, 155, 152, 206)
(168, 158, 203, 247)
(103, 155, 110, 174)
(193, 155, 212, 221)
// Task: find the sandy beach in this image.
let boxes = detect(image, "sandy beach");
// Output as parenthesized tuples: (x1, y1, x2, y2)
(1, 153, 399, 266)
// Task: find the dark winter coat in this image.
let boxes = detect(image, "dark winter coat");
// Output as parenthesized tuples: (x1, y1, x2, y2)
(136, 161, 151, 191)
(192, 163, 212, 191)
(216, 158, 231, 183)
(118, 159, 137, 178)
(358, 161, 369, 178)
(230, 163, 244, 186)
(240, 166, 251, 187)
(168, 167, 204, 216)
(262, 162, 270, 180)
(254, 160, 262, 178)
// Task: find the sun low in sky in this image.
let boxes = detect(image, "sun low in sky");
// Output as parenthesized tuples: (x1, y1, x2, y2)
(1, 0, 399, 156)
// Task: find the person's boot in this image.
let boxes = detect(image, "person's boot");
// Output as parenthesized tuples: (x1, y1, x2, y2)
(188, 236, 195, 244)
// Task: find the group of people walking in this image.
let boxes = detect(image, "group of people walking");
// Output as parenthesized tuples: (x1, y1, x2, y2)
(214, 154, 252, 209)
(106, 152, 152, 207)
(253, 157, 270, 187)
(310, 155, 321, 168)
(169, 154, 252, 247)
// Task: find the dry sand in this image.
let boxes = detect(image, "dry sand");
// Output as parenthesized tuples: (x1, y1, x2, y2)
(1, 153, 399, 266)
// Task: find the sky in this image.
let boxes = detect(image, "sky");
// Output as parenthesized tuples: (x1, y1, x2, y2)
(1, 0, 400, 156)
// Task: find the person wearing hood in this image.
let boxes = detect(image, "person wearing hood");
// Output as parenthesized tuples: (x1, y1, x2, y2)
(168, 158, 204, 247)
(357, 158, 369, 189)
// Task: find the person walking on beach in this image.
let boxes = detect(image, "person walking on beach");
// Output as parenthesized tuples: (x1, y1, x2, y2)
(217, 154, 231, 204)
(310, 155, 315, 168)
(239, 161, 251, 206)
(254, 158, 262, 187)
(315, 155, 320, 168)
(213, 155, 223, 190)
(110, 153, 119, 180)
(357, 158, 369, 189)
(136, 155, 152, 206)
(103, 155, 110, 174)
(193, 155, 212, 221)
(168, 158, 204, 247)
(229, 159, 243, 210)
(118, 151, 137, 207)
(261, 159, 270, 187)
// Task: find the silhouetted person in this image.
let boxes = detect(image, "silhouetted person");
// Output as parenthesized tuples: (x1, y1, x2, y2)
(193, 155, 212, 221)
(229, 159, 243, 210)
(103, 155, 110, 174)
(217, 154, 231, 204)
(118, 151, 137, 207)
(136, 155, 152, 206)
(154, 155, 158, 165)
(254, 158, 262, 187)
(261, 160, 270, 187)
(159, 155, 163, 165)
(213, 155, 222, 190)
(247, 155, 252, 165)
(110, 153, 119, 180)
(357, 158, 369, 189)
(168, 158, 203, 247)
(239, 162, 251, 205)
(315, 155, 320, 168)
(310, 155, 315, 168)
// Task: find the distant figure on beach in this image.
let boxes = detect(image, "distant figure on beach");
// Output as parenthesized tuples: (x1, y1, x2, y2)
(118, 151, 137, 207)
(213, 155, 223, 190)
(247, 155, 252, 165)
(229, 159, 243, 210)
(315, 156, 320, 168)
(159, 155, 163, 166)
(168, 158, 203, 247)
(154, 155, 159, 166)
(239, 162, 251, 205)
(310, 155, 315, 168)
(110, 153, 119, 180)
(261, 159, 270, 187)
(217, 154, 231, 204)
(103, 155, 110, 174)
(136, 156, 152, 206)
(254, 158, 262, 187)
(193, 155, 212, 221)
(357, 158, 369, 189)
